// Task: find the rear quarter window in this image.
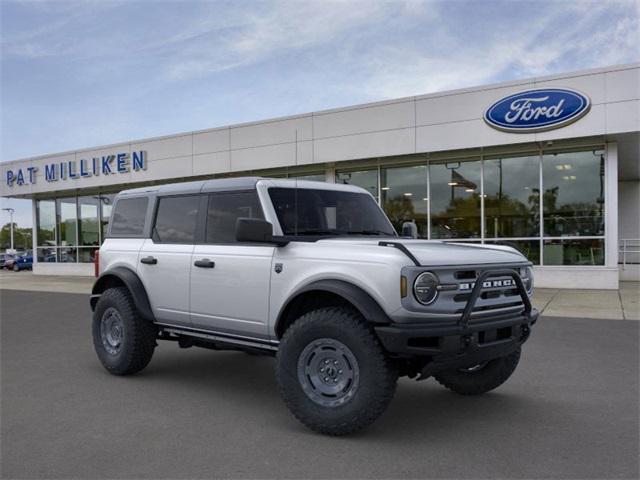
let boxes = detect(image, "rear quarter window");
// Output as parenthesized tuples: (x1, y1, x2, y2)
(109, 197, 149, 236)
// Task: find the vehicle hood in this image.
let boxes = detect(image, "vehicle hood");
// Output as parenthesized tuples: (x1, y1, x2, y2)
(315, 238, 528, 266)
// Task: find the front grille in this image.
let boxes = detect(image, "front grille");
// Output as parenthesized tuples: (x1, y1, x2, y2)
(422, 264, 531, 318)
(450, 268, 526, 314)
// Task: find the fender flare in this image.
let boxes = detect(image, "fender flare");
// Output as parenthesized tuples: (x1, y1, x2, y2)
(90, 266, 155, 321)
(275, 279, 391, 337)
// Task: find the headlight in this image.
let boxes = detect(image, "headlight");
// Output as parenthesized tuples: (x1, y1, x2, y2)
(520, 267, 534, 294)
(413, 272, 439, 305)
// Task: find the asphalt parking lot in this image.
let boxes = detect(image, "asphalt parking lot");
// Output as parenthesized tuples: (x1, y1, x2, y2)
(1, 289, 639, 479)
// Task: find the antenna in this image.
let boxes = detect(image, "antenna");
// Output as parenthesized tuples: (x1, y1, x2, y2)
(294, 129, 298, 236)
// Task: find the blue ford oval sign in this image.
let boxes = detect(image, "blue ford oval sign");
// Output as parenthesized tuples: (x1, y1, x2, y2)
(484, 88, 591, 133)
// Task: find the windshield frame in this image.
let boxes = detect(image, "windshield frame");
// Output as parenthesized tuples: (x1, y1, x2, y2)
(265, 185, 398, 240)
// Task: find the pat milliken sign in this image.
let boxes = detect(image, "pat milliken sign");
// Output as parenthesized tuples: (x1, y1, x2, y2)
(484, 88, 591, 133)
(4, 151, 147, 187)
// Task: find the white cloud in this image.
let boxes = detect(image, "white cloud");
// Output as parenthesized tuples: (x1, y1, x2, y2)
(352, 1, 639, 100)
(164, 1, 400, 80)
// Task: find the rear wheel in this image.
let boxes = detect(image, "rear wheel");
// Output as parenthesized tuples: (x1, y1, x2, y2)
(92, 287, 157, 375)
(276, 307, 397, 436)
(434, 348, 521, 395)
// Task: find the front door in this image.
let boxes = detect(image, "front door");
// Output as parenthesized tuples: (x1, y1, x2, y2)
(189, 191, 274, 340)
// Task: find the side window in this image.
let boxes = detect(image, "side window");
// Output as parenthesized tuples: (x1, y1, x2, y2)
(206, 191, 264, 243)
(153, 195, 200, 244)
(110, 197, 148, 236)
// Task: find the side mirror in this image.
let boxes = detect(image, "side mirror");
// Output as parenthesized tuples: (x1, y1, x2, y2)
(236, 218, 282, 244)
(401, 221, 418, 239)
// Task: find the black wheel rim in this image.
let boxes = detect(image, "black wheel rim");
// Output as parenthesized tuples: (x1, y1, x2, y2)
(100, 307, 124, 355)
(297, 338, 360, 407)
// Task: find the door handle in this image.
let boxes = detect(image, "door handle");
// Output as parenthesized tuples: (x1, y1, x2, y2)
(140, 256, 158, 265)
(194, 259, 215, 268)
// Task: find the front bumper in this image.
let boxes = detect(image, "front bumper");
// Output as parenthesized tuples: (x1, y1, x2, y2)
(375, 309, 537, 373)
(375, 267, 538, 376)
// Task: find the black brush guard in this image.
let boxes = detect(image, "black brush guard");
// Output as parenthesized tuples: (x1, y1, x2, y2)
(374, 267, 538, 378)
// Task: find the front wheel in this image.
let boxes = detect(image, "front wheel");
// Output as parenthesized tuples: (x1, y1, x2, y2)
(276, 307, 397, 436)
(12, 263, 19, 272)
(434, 348, 521, 395)
(92, 287, 157, 375)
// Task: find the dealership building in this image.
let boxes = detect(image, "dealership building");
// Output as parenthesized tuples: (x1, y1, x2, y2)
(1, 63, 638, 289)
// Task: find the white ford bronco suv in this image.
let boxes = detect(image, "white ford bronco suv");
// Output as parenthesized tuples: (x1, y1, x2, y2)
(91, 177, 537, 435)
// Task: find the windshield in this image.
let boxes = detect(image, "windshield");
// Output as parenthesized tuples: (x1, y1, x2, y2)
(268, 187, 397, 237)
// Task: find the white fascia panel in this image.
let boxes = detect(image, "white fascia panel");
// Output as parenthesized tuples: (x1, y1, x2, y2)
(193, 151, 231, 176)
(231, 143, 297, 172)
(314, 128, 415, 164)
(193, 128, 230, 155)
(534, 72, 606, 105)
(230, 116, 312, 150)
(605, 68, 640, 103)
(130, 134, 192, 161)
(606, 100, 640, 134)
(313, 101, 414, 139)
(416, 84, 534, 127)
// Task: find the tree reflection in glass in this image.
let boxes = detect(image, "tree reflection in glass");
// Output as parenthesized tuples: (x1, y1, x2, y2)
(430, 160, 481, 238)
(542, 150, 605, 237)
(381, 165, 428, 237)
(484, 155, 540, 238)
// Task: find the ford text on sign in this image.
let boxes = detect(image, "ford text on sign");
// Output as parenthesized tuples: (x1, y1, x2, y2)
(484, 88, 590, 133)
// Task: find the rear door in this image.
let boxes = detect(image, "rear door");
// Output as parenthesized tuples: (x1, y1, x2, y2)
(137, 194, 201, 326)
(189, 190, 274, 340)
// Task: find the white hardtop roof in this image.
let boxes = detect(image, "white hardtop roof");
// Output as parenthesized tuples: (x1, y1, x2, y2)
(117, 177, 367, 197)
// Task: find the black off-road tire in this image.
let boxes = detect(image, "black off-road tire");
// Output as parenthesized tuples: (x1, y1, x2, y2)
(92, 287, 157, 375)
(276, 307, 398, 436)
(434, 348, 521, 395)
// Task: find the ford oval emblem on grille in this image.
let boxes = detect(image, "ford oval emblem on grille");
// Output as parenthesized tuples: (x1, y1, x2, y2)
(484, 88, 591, 133)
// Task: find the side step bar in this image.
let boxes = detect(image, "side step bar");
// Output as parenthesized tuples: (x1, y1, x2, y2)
(157, 324, 279, 352)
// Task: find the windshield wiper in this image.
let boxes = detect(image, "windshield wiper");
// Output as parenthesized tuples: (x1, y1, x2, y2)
(293, 229, 342, 236)
(345, 230, 393, 236)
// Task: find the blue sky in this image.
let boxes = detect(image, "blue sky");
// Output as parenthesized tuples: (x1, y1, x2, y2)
(1, 0, 639, 227)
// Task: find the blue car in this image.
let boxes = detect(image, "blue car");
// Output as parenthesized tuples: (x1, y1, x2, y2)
(13, 252, 33, 271)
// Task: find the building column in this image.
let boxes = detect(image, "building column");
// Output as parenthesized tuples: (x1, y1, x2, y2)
(31, 198, 37, 268)
(325, 164, 336, 183)
(605, 142, 619, 274)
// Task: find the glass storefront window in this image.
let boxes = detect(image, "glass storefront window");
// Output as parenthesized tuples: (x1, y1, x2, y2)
(336, 169, 379, 200)
(542, 150, 605, 237)
(59, 246, 77, 263)
(78, 196, 100, 247)
(36, 200, 56, 246)
(484, 155, 540, 238)
(381, 165, 428, 238)
(36, 247, 57, 263)
(56, 198, 77, 247)
(430, 160, 481, 239)
(78, 248, 97, 263)
(29, 147, 608, 268)
(484, 239, 541, 265)
(543, 238, 604, 265)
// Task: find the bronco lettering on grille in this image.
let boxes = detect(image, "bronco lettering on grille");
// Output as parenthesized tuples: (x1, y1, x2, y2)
(459, 278, 515, 291)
